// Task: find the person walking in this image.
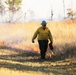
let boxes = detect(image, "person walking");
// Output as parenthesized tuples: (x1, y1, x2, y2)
(32, 20, 53, 59)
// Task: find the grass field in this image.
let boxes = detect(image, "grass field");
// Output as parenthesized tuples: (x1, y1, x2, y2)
(0, 20, 76, 75)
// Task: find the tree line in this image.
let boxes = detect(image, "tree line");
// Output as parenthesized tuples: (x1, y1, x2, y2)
(0, 0, 76, 23)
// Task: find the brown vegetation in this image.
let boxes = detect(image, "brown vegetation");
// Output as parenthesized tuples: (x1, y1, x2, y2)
(0, 20, 76, 75)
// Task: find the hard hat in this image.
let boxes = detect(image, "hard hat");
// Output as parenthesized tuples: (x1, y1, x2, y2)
(41, 20, 47, 26)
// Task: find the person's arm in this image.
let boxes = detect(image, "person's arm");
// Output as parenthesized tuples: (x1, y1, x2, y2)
(48, 30, 53, 44)
(32, 29, 39, 43)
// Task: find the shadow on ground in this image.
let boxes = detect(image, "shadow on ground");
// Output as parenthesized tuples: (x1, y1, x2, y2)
(0, 45, 76, 75)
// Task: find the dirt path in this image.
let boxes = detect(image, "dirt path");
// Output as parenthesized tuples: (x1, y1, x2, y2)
(0, 49, 76, 75)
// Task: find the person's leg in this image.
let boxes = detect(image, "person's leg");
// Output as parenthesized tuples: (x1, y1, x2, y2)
(38, 40, 48, 59)
(43, 40, 48, 58)
(38, 40, 44, 59)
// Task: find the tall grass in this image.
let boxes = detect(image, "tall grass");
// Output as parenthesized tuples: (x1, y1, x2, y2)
(0, 20, 76, 57)
(0, 20, 76, 75)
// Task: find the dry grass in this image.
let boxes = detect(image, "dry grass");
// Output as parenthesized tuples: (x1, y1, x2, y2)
(47, 20, 76, 56)
(0, 68, 44, 75)
(0, 20, 76, 56)
(0, 49, 76, 75)
(0, 20, 76, 75)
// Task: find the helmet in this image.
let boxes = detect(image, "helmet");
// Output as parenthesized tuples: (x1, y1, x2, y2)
(41, 20, 47, 26)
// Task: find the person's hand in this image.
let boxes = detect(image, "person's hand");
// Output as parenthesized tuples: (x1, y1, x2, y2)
(32, 40, 35, 43)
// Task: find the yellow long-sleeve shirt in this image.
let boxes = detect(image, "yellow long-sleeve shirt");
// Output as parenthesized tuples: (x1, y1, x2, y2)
(32, 27, 53, 43)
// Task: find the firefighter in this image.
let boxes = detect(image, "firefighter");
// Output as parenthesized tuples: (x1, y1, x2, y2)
(32, 20, 53, 59)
